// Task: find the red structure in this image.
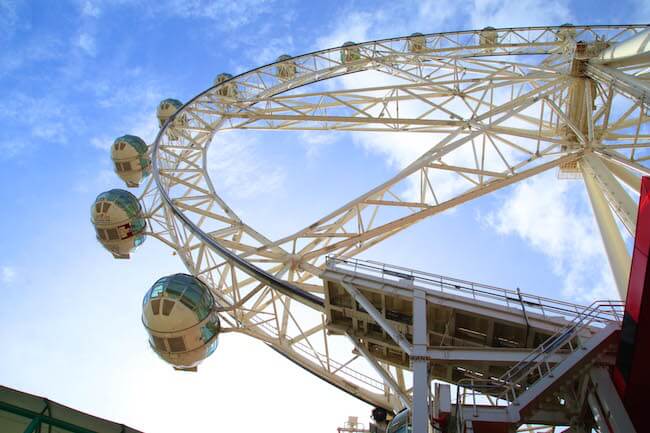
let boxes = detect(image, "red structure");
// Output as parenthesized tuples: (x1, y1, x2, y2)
(613, 176, 650, 432)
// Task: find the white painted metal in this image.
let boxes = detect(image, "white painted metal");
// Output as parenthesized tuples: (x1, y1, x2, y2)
(582, 153, 638, 235)
(411, 288, 428, 433)
(455, 302, 623, 431)
(596, 29, 650, 67)
(581, 158, 632, 299)
(602, 157, 642, 193)
(347, 335, 410, 411)
(125, 24, 650, 431)
(589, 367, 637, 433)
(341, 281, 412, 355)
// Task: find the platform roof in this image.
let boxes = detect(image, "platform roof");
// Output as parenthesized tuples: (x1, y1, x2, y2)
(0, 385, 142, 433)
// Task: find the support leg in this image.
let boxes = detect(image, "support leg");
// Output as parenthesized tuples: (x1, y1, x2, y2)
(581, 157, 632, 299)
(412, 288, 429, 433)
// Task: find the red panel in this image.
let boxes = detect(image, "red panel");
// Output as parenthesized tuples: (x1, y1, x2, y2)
(613, 177, 650, 431)
(626, 178, 650, 322)
(470, 421, 510, 433)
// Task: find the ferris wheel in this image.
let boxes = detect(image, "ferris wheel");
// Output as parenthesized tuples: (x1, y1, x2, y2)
(91, 25, 650, 432)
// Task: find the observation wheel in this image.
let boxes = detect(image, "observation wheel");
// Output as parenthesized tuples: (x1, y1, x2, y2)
(92, 25, 650, 432)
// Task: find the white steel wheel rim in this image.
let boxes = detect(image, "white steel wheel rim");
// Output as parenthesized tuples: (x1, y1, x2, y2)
(142, 25, 650, 418)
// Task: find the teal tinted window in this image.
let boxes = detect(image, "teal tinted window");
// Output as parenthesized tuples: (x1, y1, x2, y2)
(94, 189, 144, 225)
(387, 410, 410, 433)
(201, 324, 215, 342)
(115, 135, 147, 154)
(160, 98, 182, 109)
(145, 274, 215, 320)
(183, 286, 202, 307)
(150, 283, 164, 298)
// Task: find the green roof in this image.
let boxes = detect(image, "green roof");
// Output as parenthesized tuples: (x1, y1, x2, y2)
(0, 385, 143, 433)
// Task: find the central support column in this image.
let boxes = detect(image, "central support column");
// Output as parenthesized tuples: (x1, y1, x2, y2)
(581, 157, 632, 299)
(582, 153, 638, 235)
(412, 287, 429, 433)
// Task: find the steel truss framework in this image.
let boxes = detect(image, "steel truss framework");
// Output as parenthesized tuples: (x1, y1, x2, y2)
(132, 25, 650, 431)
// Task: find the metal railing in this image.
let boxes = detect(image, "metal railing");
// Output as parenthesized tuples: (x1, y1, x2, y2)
(454, 299, 623, 432)
(499, 299, 623, 394)
(326, 256, 622, 327)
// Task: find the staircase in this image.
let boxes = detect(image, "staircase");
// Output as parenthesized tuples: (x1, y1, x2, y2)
(455, 300, 623, 433)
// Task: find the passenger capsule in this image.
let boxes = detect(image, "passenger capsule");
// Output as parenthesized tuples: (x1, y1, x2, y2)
(214, 73, 238, 98)
(341, 41, 361, 64)
(156, 98, 186, 141)
(142, 273, 220, 371)
(110, 135, 150, 188)
(91, 189, 146, 259)
(408, 32, 426, 52)
(479, 26, 498, 49)
(557, 23, 576, 42)
(156, 98, 183, 127)
(276, 54, 297, 80)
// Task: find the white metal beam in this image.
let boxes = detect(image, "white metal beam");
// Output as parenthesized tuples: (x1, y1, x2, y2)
(586, 63, 650, 106)
(581, 157, 632, 299)
(589, 367, 637, 433)
(340, 281, 412, 355)
(582, 153, 638, 235)
(347, 334, 411, 411)
(411, 288, 429, 433)
(595, 29, 650, 67)
(601, 157, 641, 193)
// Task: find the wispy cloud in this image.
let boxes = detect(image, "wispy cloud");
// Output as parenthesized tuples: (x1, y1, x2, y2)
(482, 172, 618, 301)
(299, 131, 337, 160)
(158, 0, 276, 30)
(207, 131, 285, 199)
(76, 32, 97, 56)
(469, 0, 572, 28)
(309, 1, 603, 302)
(315, 2, 455, 50)
(0, 0, 22, 40)
(0, 93, 76, 146)
(87, 77, 164, 151)
(0, 34, 64, 78)
(80, 0, 101, 17)
(1, 265, 16, 284)
(244, 35, 295, 65)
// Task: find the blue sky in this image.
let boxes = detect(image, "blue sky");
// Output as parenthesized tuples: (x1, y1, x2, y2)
(1, 1, 649, 432)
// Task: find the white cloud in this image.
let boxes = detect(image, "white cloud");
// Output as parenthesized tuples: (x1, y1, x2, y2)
(0, 0, 21, 40)
(314, 1, 463, 51)
(299, 131, 337, 160)
(0, 139, 27, 159)
(245, 35, 295, 65)
(469, 0, 572, 29)
(161, 0, 275, 30)
(207, 131, 285, 199)
(87, 78, 163, 149)
(80, 0, 101, 17)
(311, 3, 596, 286)
(0, 34, 63, 78)
(1, 266, 16, 284)
(482, 172, 618, 301)
(0, 93, 77, 150)
(76, 32, 97, 56)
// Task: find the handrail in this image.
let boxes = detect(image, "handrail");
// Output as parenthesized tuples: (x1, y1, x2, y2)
(454, 300, 623, 432)
(498, 300, 623, 396)
(326, 256, 621, 326)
